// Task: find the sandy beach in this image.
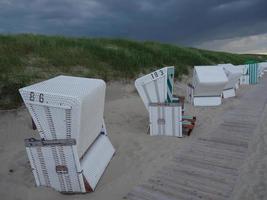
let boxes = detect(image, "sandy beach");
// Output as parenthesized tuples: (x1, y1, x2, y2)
(0, 79, 265, 200)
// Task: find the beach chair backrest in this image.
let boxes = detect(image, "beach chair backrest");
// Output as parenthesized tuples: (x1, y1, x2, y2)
(193, 66, 228, 97)
(135, 66, 175, 111)
(218, 64, 242, 90)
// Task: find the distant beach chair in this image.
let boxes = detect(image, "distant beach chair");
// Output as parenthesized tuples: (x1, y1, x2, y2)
(261, 62, 267, 73)
(237, 62, 261, 85)
(257, 62, 267, 78)
(135, 66, 196, 137)
(186, 65, 228, 106)
(218, 64, 242, 98)
(236, 64, 249, 85)
(246, 61, 259, 85)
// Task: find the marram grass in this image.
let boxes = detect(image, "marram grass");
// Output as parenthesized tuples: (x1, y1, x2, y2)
(0, 34, 266, 109)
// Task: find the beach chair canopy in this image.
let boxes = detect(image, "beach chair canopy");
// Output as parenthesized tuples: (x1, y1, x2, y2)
(236, 64, 248, 75)
(193, 66, 228, 97)
(19, 75, 106, 157)
(135, 66, 175, 111)
(258, 62, 267, 74)
(218, 64, 242, 90)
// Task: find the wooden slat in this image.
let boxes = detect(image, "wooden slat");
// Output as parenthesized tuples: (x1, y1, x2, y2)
(157, 170, 233, 194)
(188, 147, 244, 164)
(210, 131, 250, 142)
(195, 139, 248, 154)
(147, 178, 226, 200)
(198, 137, 248, 148)
(171, 158, 239, 180)
(161, 162, 237, 186)
(191, 144, 246, 160)
(133, 184, 183, 200)
(180, 150, 243, 168)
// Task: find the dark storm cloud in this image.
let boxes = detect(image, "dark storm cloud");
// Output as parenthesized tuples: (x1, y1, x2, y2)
(0, 0, 267, 48)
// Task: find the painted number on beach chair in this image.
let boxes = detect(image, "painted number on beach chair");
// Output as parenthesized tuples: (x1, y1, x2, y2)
(29, 92, 35, 101)
(150, 69, 164, 80)
(29, 92, 44, 103)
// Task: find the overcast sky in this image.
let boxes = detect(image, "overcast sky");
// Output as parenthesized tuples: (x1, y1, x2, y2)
(0, 0, 267, 54)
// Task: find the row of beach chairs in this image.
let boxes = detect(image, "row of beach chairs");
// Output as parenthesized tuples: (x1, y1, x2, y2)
(187, 62, 267, 106)
(19, 61, 267, 194)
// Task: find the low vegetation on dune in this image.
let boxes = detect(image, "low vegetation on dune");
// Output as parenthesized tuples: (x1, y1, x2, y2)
(0, 34, 266, 109)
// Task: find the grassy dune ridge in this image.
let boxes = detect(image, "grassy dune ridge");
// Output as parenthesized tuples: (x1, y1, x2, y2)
(0, 34, 266, 109)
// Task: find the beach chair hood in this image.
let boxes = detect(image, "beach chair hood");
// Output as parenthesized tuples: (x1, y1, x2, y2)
(218, 64, 242, 90)
(258, 62, 267, 75)
(135, 67, 175, 111)
(193, 66, 228, 97)
(236, 65, 248, 75)
(19, 75, 106, 158)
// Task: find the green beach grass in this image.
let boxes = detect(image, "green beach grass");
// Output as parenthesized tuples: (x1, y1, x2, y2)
(0, 34, 266, 109)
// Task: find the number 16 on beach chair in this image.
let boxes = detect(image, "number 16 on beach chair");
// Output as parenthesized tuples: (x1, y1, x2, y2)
(135, 66, 196, 136)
